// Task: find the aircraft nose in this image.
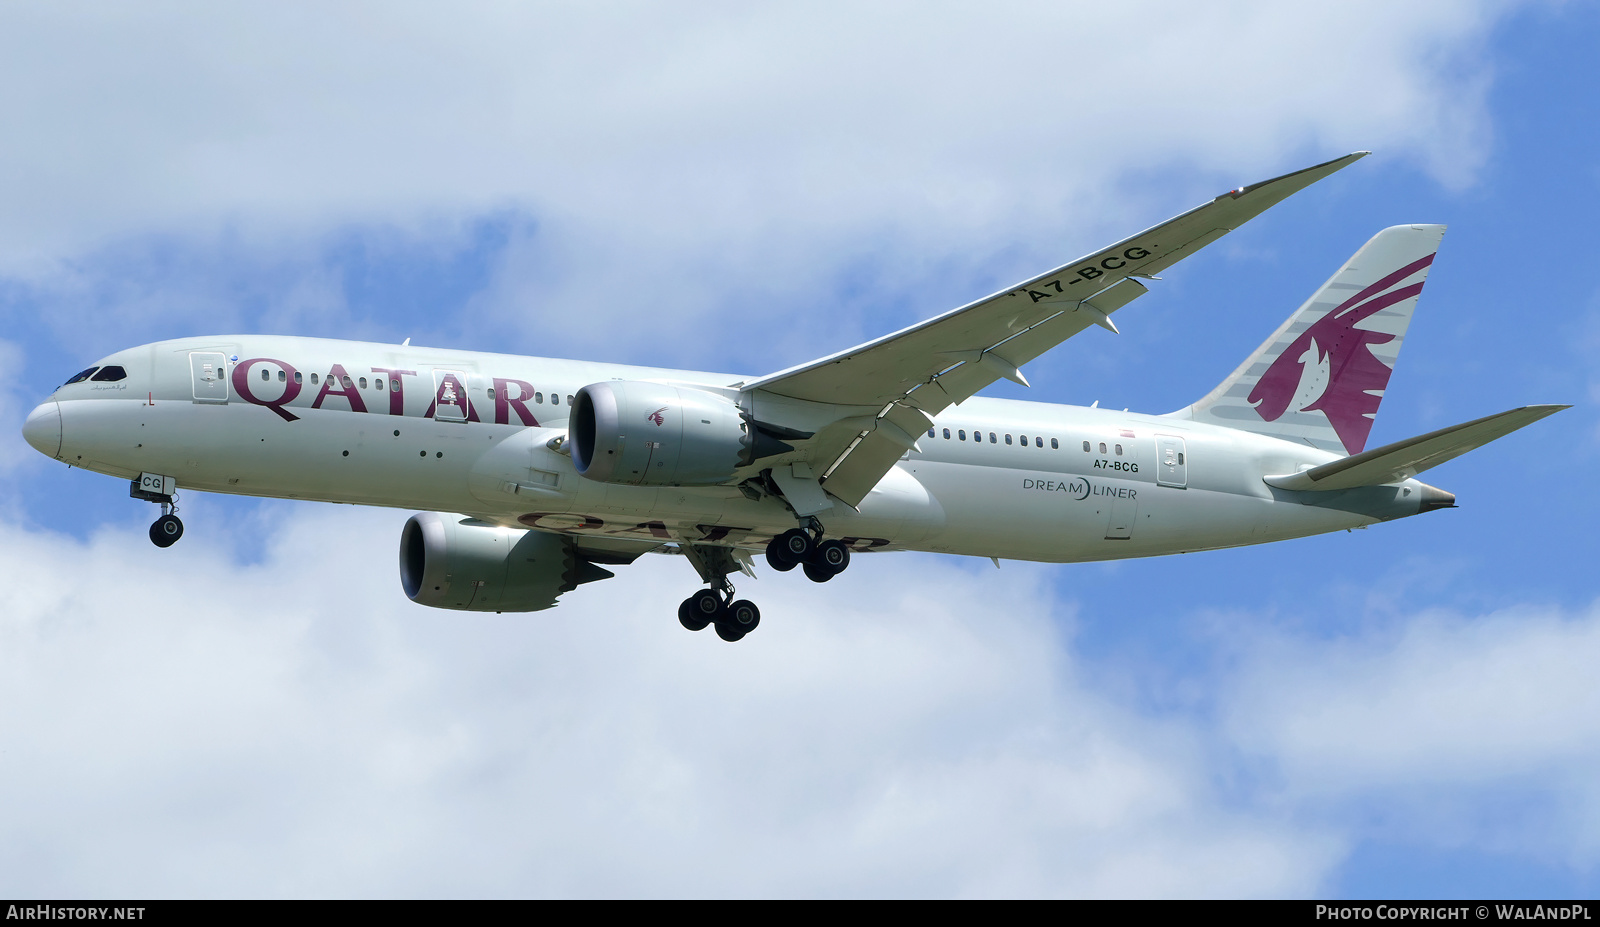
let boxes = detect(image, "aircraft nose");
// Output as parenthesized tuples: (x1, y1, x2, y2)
(22, 401, 61, 459)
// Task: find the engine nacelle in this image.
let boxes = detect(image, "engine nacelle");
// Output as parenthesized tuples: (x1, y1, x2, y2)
(570, 381, 749, 486)
(399, 512, 613, 612)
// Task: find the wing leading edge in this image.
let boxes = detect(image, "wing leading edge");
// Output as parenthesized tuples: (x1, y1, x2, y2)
(741, 152, 1370, 508)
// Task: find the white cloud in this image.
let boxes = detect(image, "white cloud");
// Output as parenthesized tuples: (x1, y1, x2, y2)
(0, 338, 40, 475)
(1219, 599, 1600, 866)
(0, 2, 1523, 364)
(0, 505, 1337, 897)
(11, 500, 1594, 896)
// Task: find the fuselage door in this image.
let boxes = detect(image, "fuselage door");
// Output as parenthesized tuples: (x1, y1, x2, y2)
(190, 352, 229, 403)
(432, 369, 470, 423)
(1156, 434, 1188, 488)
(1104, 494, 1136, 540)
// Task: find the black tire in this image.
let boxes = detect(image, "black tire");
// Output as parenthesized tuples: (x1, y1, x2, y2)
(802, 560, 835, 583)
(690, 589, 724, 622)
(726, 599, 761, 632)
(714, 621, 746, 642)
(678, 596, 711, 632)
(815, 539, 851, 574)
(765, 536, 798, 572)
(149, 514, 183, 548)
(779, 528, 813, 562)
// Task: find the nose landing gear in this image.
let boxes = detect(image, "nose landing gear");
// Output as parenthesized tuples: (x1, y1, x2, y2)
(131, 474, 184, 548)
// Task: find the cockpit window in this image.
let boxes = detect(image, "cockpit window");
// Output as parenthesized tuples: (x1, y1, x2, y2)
(64, 367, 99, 385)
(89, 366, 128, 382)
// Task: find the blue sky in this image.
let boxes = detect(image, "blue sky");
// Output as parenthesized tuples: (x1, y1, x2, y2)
(1, 1, 1597, 898)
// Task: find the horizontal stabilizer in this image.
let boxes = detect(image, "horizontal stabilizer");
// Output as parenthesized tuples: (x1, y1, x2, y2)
(1263, 404, 1569, 491)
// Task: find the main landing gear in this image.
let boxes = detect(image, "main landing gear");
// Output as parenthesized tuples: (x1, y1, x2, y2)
(676, 544, 762, 643)
(130, 475, 184, 548)
(677, 587, 761, 642)
(763, 524, 850, 583)
(674, 520, 851, 644)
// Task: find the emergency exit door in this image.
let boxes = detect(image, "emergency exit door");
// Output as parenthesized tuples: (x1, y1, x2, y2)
(432, 369, 470, 422)
(190, 352, 229, 403)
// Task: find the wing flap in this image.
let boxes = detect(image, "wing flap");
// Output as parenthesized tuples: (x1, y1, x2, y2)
(818, 278, 1150, 504)
(1264, 405, 1569, 491)
(821, 402, 935, 506)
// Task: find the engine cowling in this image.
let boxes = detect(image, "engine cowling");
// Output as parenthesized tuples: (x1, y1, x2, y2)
(399, 512, 613, 612)
(570, 381, 748, 486)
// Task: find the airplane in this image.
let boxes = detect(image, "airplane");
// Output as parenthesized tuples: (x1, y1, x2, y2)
(20, 151, 1568, 642)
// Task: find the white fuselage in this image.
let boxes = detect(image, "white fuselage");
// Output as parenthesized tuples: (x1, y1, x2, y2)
(28, 335, 1433, 562)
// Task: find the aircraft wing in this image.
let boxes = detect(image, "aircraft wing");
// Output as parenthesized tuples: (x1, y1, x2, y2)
(743, 151, 1371, 507)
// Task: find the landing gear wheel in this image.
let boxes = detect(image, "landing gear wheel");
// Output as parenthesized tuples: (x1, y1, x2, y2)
(714, 621, 747, 642)
(726, 599, 760, 633)
(803, 560, 836, 583)
(765, 536, 799, 572)
(678, 595, 713, 632)
(689, 589, 723, 624)
(815, 539, 851, 574)
(778, 528, 814, 563)
(149, 514, 184, 548)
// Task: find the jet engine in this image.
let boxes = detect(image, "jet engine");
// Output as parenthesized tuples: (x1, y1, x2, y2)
(399, 512, 613, 612)
(571, 381, 756, 486)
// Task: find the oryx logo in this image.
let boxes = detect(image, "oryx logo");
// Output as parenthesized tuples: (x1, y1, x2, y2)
(646, 406, 667, 426)
(1248, 253, 1434, 454)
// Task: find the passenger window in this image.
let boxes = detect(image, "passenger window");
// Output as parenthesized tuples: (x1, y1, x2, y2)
(1099, 442, 1107, 454)
(943, 428, 951, 439)
(1051, 438, 1058, 449)
(341, 375, 353, 388)
(989, 432, 996, 443)
(1115, 444, 1123, 456)
(260, 368, 270, 382)
(927, 428, 936, 438)
(278, 370, 287, 382)
(536, 392, 544, 403)
(489, 388, 498, 400)
(1005, 434, 1012, 445)
(359, 377, 368, 389)
(1083, 441, 1090, 452)
(64, 367, 98, 385)
(390, 378, 399, 392)
(294, 371, 303, 384)
(552, 394, 561, 406)
(310, 373, 319, 385)
(959, 430, 966, 441)
(567, 395, 574, 405)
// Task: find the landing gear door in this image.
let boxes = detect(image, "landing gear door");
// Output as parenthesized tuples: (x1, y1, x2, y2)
(190, 352, 229, 403)
(1156, 434, 1187, 488)
(432, 369, 470, 423)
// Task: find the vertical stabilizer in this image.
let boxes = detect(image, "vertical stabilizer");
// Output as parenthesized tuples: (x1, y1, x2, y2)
(1174, 224, 1445, 455)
